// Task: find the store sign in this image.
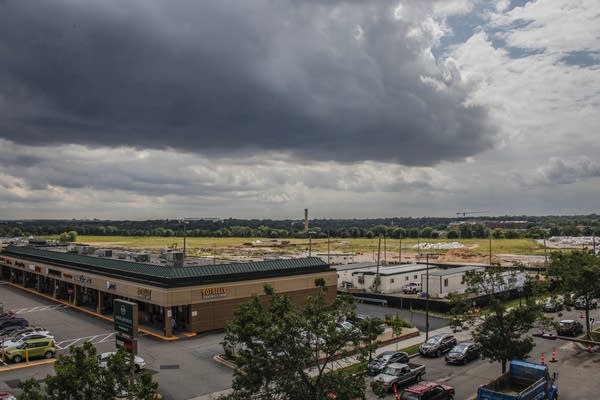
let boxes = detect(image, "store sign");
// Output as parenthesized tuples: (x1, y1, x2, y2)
(201, 287, 228, 300)
(113, 299, 138, 337)
(73, 275, 92, 284)
(137, 288, 152, 300)
(63, 273, 73, 279)
(115, 333, 138, 355)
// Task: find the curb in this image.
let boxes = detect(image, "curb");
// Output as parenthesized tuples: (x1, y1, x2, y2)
(0, 358, 56, 374)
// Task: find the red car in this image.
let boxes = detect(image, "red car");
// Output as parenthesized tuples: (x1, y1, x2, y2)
(399, 381, 455, 400)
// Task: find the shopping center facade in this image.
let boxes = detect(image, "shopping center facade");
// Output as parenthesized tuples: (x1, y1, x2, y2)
(0, 245, 336, 337)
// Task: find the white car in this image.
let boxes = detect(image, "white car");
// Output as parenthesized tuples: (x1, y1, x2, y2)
(1, 331, 53, 349)
(99, 351, 146, 372)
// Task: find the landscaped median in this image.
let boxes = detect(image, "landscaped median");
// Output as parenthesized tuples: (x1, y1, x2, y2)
(214, 326, 421, 371)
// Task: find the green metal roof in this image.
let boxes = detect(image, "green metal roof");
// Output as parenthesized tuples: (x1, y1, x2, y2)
(0, 245, 331, 288)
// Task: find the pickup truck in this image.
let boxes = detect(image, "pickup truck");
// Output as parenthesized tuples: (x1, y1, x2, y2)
(375, 362, 426, 391)
(477, 360, 558, 400)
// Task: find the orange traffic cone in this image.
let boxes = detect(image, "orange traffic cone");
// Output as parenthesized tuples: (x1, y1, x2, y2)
(550, 347, 557, 362)
(540, 352, 545, 364)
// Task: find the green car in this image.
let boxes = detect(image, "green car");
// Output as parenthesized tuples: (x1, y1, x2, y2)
(3, 337, 56, 363)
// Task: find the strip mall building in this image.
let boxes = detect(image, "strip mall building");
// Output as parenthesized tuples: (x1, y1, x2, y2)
(0, 245, 336, 337)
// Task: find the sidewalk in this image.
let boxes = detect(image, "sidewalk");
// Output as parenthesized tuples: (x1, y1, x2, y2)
(188, 325, 474, 400)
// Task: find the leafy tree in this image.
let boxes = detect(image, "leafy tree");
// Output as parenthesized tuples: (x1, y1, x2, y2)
(447, 292, 469, 332)
(356, 316, 385, 362)
(390, 313, 405, 350)
(58, 231, 77, 243)
(419, 227, 434, 238)
(461, 268, 541, 373)
(222, 283, 368, 400)
(446, 230, 459, 239)
(18, 342, 158, 400)
(473, 299, 538, 373)
(549, 249, 600, 337)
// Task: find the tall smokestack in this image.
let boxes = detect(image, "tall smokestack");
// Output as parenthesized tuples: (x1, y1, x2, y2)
(304, 208, 309, 231)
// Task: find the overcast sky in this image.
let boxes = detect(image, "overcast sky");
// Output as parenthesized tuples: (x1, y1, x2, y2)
(1, 0, 599, 220)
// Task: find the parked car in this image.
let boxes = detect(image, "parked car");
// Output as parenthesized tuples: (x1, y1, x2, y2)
(3, 337, 56, 363)
(399, 381, 455, 400)
(99, 351, 146, 372)
(401, 283, 422, 294)
(368, 351, 410, 375)
(0, 311, 16, 320)
(0, 318, 28, 331)
(574, 296, 598, 310)
(557, 319, 583, 336)
(1, 331, 54, 349)
(2, 326, 49, 340)
(0, 391, 16, 400)
(444, 343, 480, 365)
(374, 362, 426, 391)
(419, 334, 457, 357)
(542, 298, 563, 312)
(0, 325, 25, 338)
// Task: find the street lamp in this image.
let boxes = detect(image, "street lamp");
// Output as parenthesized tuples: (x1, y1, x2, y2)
(424, 252, 438, 341)
(426, 254, 430, 340)
(308, 231, 315, 257)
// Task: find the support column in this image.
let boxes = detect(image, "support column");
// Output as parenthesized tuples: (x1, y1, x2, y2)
(53, 279, 59, 298)
(97, 291, 103, 313)
(164, 307, 173, 337)
(73, 285, 79, 306)
(22, 272, 26, 286)
(36, 275, 41, 292)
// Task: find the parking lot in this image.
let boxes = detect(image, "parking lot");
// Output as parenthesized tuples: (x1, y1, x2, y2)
(2, 281, 600, 400)
(0, 283, 233, 400)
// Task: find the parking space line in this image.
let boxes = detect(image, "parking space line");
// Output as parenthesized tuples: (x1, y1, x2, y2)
(11, 304, 68, 314)
(55, 332, 115, 350)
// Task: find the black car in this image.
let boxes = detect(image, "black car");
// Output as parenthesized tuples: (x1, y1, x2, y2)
(419, 334, 457, 357)
(542, 299, 563, 313)
(0, 325, 24, 338)
(367, 351, 410, 375)
(557, 320, 583, 336)
(0, 318, 28, 330)
(444, 343, 480, 365)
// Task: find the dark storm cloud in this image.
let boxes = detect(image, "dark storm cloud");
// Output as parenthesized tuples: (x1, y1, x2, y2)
(0, 0, 496, 166)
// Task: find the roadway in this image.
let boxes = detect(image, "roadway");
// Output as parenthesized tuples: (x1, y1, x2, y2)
(2, 282, 600, 399)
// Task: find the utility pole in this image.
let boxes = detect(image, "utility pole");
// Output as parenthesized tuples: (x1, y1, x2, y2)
(384, 235, 387, 265)
(327, 233, 330, 264)
(489, 234, 492, 267)
(544, 233, 548, 273)
(398, 233, 402, 264)
(375, 236, 382, 293)
(425, 253, 430, 341)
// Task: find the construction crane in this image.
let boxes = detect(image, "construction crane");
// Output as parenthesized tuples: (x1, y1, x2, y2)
(456, 210, 489, 217)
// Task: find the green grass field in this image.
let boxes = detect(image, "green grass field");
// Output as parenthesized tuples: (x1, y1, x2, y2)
(45, 236, 548, 256)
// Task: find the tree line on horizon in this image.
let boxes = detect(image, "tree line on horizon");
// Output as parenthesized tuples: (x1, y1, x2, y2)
(1, 214, 600, 240)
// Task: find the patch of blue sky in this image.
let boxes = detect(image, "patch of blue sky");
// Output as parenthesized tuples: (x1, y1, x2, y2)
(485, 19, 544, 59)
(560, 51, 600, 67)
(432, 2, 494, 59)
(432, 1, 541, 61)
(507, 0, 535, 12)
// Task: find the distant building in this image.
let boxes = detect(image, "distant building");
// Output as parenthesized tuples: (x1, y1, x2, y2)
(350, 264, 438, 294)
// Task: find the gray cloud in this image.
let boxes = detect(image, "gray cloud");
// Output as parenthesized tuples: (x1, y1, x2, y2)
(534, 157, 600, 185)
(0, 0, 495, 166)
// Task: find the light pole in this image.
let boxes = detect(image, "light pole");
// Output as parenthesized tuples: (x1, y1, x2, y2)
(398, 233, 402, 264)
(425, 253, 430, 340)
(424, 252, 438, 341)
